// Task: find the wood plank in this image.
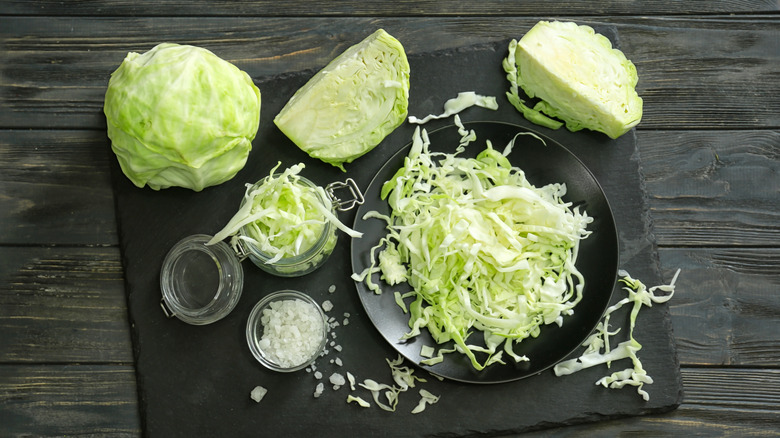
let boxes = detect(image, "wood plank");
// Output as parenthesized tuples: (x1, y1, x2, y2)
(619, 17, 780, 130)
(0, 365, 776, 437)
(1, 1, 777, 17)
(0, 246, 134, 364)
(1, 17, 778, 130)
(0, 364, 141, 437)
(639, 130, 780, 247)
(660, 247, 780, 367)
(0, 130, 118, 246)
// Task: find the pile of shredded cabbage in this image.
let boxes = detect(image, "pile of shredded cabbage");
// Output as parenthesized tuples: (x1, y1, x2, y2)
(208, 162, 361, 261)
(353, 116, 593, 370)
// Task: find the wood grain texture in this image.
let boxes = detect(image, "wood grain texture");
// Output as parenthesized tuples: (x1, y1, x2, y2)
(0, 130, 118, 246)
(660, 248, 780, 367)
(1, 17, 778, 130)
(0, 365, 141, 437)
(639, 130, 780, 247)
(1, 0, 777, 17)
(0, 246, 133, 364)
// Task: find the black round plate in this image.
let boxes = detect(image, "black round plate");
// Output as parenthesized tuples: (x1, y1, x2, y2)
(350, 121, 619, 384)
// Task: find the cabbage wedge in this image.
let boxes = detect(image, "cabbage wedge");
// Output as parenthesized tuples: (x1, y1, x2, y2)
(506, 21, 643, 139)
(274, 29, 410, 171)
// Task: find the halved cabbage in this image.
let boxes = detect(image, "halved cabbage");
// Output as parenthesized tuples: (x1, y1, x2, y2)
(274, 29, 410, 171)
(104, 43, 261, 191)
(506, 21, 643, 139)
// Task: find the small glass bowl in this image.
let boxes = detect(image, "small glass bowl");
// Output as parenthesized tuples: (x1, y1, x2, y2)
(246, 290, 328, 372)
(159, 234, 244, 325)
(238, 175, 338, 277)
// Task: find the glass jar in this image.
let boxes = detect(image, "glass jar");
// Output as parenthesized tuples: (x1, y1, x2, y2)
(159, 234, 244, 325)
(235, 175, 338, 277)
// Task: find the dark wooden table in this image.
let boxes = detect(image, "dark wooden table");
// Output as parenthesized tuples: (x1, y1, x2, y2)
(1, 2, 779, 436)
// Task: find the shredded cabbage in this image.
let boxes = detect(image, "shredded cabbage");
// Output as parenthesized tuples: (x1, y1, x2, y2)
(346, 394, 371, 408)
(554, 269, 681, 401)
(207, 162, 361, 261)
(352, 355, 437, 413)
(354, 116, 593, 370)
(408, 92, 498, 124)
(411, 389, 440, 414)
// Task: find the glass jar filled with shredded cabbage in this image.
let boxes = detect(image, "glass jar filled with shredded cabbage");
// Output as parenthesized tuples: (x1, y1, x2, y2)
(207, 162, 362, 277)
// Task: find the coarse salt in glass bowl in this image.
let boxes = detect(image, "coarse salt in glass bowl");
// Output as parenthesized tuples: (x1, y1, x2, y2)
(246, 290, 328, 372)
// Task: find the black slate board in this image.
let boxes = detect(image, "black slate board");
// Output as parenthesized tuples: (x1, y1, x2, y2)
(112, 31, 682, 437)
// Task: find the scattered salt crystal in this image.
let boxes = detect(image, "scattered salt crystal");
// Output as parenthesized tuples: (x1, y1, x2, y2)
(328, 285, 336, 293)
(335, 357, 343, 367)
(322, 300, 333, 312)
(334, 345, 342, 352)
(314, 371, 322, 379)
(343, 318, 350, 326)
(330, 373, 346, 386)
(250, 386, 268, 403)
(313, 382, 324, 398)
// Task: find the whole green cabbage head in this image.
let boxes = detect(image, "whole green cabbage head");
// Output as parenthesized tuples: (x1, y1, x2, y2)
(104, 43, 261, 191)
(505, 21, 642, 139)
(274, 29, 410, 171)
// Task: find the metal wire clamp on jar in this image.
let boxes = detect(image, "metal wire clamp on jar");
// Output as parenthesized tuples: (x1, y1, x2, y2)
(158, 176, 363, 325)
